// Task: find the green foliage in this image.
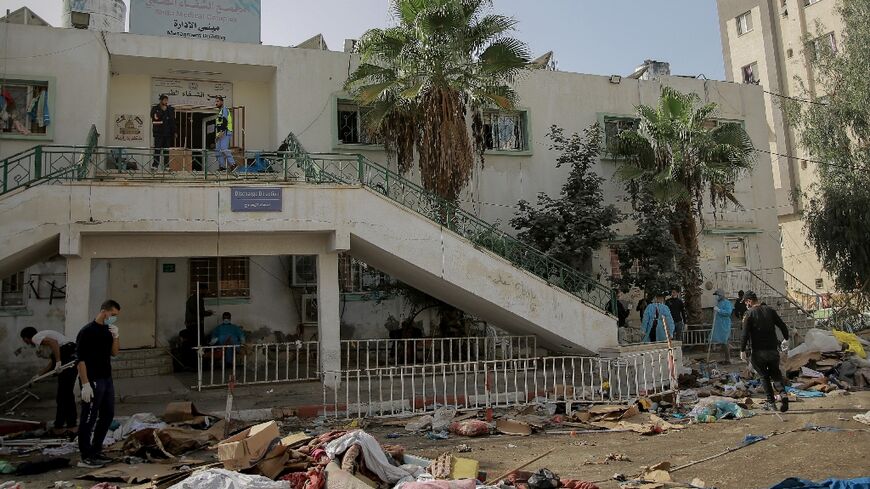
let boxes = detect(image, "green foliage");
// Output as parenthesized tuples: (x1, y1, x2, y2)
(612, 198, 685, 298)
(510, 124, 622, 272)
(781, 0, 870, 302)
(609, 86, 756, 321)
(346, 0, 531, 201)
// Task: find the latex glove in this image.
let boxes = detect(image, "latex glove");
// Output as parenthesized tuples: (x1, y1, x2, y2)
(714, 306, 720, 313)
(109, 324, 119, 339)
(780, 339, 789, 352)
(53, 362, 62, 373)
(81, 382, 94, 403)
(740, 351, 747, 363)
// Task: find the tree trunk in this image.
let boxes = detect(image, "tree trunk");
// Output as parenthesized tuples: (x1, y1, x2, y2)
(671, 202, 704, 323)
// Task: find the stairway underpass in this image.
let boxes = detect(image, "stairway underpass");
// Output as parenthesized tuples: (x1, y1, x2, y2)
(0, 133, 619, 366)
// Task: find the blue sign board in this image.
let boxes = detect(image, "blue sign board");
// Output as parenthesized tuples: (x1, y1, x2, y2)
(231, 187, 282, 212)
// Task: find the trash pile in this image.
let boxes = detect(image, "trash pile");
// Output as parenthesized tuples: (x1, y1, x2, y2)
(783, 329, 870, 393)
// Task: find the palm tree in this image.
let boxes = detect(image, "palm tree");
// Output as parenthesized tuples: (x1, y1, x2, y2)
(610, 86, 756, 321)
(345, 0, 530, 201)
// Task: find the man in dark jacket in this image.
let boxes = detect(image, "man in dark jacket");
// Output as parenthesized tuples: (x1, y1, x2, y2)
(740, 291, 790, 412)
(665, 288, 687, 340)
(150, 94, 175, 169)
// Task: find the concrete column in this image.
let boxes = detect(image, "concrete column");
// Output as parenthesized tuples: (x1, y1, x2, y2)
(317, 252, 341, 389)
(64, 256, 92, 338)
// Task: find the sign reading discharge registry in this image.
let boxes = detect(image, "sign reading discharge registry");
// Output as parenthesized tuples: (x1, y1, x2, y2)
(231, 187, 282, 212)
(130, 0, 261, 44)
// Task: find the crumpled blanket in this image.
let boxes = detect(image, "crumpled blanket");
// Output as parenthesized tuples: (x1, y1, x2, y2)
(167, 468, 289, 489)
(769, 477, 870, 489)
(325, 430, 425, 484)
(282, 468, 325, 489)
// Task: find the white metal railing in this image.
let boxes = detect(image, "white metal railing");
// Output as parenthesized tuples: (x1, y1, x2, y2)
(339, 335, 536, 371)
(195, 341, 319, 390)
(322, 347, 676, 419)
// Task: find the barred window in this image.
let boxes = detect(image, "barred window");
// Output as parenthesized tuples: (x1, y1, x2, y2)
(189, 257, 250, 298)
(1, 271, 25, 308)
(337, 100, 379, 145)
(482, 110, 527, 151)
(338, 252, 390, 293)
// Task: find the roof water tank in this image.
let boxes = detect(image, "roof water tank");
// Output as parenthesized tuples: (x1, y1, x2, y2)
(62, 0, 126, 32)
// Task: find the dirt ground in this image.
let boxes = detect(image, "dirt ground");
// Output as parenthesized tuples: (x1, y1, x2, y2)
(6, 391, 870, 489)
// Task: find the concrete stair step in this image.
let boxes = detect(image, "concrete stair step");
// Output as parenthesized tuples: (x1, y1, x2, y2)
(112, 348, 174, 379)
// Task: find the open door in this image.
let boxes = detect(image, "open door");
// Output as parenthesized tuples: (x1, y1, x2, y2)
(107, 258, 157, 349)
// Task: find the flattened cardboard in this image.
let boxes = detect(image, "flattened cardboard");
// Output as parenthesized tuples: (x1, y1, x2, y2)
(163, 402, 206, 423)
(496, 419, 532, 436)
(81, 463, 183, 483)
(281, 432, 313, 449)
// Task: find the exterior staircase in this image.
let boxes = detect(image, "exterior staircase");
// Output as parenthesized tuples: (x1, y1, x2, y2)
(715, 267, 819, 343)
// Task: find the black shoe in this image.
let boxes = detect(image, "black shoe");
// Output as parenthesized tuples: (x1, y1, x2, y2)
(93, 454, 114, 464)
(77, 457, 105, 469)
(778, 395, 789, 413)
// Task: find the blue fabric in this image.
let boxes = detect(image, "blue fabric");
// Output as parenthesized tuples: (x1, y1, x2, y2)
(235, 153, 271, 173)
(770, 477, 870, 489)
(785, 386, 825, 398)
(741, 434, 767, 446)
(710, 298, 734, 344)
(42, 90, 50, 126)
(216, 130, 235, 168)
(641, 303, 675, 342)
(209, 322, 245, 345)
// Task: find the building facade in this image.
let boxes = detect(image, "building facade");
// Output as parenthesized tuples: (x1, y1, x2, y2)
(0, 21, 786, 370)
(716, 0, 843, 305)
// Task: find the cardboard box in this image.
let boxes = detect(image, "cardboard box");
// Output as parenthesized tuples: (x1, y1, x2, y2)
(256, 444, 290, 480)
(168, 148, 193, 171)
(216, 420, 281, 471)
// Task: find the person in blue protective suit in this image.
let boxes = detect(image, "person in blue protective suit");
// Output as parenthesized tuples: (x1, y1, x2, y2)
(710, 288, 734, 362)
(209, 312, 245, 365)
(641, 291, 675, 343)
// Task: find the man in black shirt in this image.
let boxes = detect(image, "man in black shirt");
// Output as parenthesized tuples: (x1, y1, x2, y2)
(733, 290, 748, 320)
(740, 291, 790, 412)
(150, 94, 175, 170)
(76, 300, 121, 468)
(665, 288, 687, 341)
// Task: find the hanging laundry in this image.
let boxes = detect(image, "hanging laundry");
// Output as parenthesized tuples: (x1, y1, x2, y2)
(36, 89, 47, 128)
(42, 90, 50, 127)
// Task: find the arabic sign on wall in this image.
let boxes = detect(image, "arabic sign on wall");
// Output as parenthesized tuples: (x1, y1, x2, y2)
(114, 114, 145, 142)
(130, 0, 261, 44)
(231, 187, 282, 212)
(151, 78, 233, 108)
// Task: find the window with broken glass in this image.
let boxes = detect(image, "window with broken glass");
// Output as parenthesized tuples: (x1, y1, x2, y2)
(338, 253, 391, 294)
(189, 257, 250, 298)
(603, 116, 640, 153)
(482, 110, 526, 151)
(337, 100, 379, 145)
(1, 271, 26, 308)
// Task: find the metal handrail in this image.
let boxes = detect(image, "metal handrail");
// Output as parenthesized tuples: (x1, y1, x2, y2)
(284, 132, 617, 314)
(1, 137, 616, 314)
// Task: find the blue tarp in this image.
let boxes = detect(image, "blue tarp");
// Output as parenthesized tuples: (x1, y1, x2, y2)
(786, 386, 826, 398)
(770, 478, 870, 489)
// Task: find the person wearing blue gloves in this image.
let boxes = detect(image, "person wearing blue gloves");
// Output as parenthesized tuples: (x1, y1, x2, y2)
(710, 288, 734, 362)
(642, 291, 675, 343)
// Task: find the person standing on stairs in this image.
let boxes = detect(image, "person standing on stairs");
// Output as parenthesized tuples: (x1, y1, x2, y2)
(214, 95, 235, 171)
(740, 291, 790, 412)
(20, 327, 78, 433)
(75, 300, 121, 469)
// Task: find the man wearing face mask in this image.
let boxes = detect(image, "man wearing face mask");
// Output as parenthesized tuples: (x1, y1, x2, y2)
(19, 327, 77, 433)
(710, 289, 734, 362)
(75, 300, 121, 468)
(209, 312, 246, 365)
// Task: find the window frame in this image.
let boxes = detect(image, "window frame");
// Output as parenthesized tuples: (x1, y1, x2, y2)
(1, 271, 26, 308)
(0, 75, 56, 141)
(189, 257, 251, 299)
(291, 255, 318, 287)
(338, 252, 391, 294)
(736, 11, 754, 36)
(741, 62, 759, 84)
(331, 94, 384, 150)
(599, 113, 641, 160)
(480, 107, 533, 156)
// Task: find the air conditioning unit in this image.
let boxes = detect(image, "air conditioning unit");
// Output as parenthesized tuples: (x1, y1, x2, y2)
(70, 10, 90, 29)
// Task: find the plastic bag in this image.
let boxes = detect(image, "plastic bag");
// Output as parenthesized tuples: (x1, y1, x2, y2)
(431, 407, 456, 432)
(528, 469, 560, 489)
(449, 419, 490, 437)
(788, 329, 842, 357)
(833, 330, 867, 359)
(405, 415, 433, 432)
